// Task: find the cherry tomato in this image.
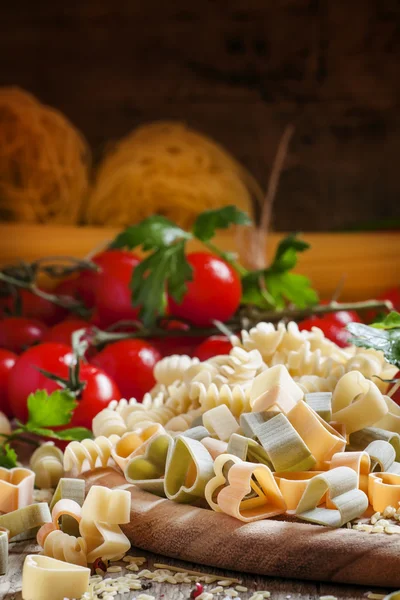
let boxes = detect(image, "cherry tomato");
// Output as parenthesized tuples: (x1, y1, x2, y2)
(8, 343, 74, 423)
(0, 349, 17, 417)
(298, 309, 361, 348)
(0, 317, 48, 354)
(328, 310, 362, 326)
(71, 249, 140, 316)
(194, 335, 233, 361)
(168, 252, 242, 327)
(69, 364, 121, 430)
(93, 251, 141, 327)
(381, 287, 400, 312)
(151, 320, 204, 357)
(92, 339, 161, 400)
(9, 289, 68, 326)
(43, 319, 89, 346)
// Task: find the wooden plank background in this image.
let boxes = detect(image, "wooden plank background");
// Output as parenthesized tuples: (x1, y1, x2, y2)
(1, 0, 400, 230)
(0, 224, 399, 300)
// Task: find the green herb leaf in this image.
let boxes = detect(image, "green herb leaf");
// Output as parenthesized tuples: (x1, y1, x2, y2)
(241, 234, 317, 309)
(26, 390, 77, 429)
(270, 233, 310, 272)
(110, 216, 192, 251)
(347, 322, 400, 369)
(0, 443, 18, 468)
(265, 272, 318, 309)
(372, 311, 400, 330)
(131, 242, 193, 327)
(45, 427, 93, 441)
(193, 206, 251, 242)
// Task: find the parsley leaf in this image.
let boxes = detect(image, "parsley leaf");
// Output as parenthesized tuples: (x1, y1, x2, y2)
(131, 242, 193, 327)
(271, 234, 310, 272)
(0, 443, 17, 468)
(37, 427, 93, 441)
(372, 311, 400, 330)
(347, 321, 400, 369)
(26, 389, 77, 429)
(241, 234, 317, 309)
(193, 206, 251, 242)
(110, 216, 192, 251)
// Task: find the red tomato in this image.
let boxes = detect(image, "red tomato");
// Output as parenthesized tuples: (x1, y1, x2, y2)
(12, 289, 68, 326)
(69, 364, 121, 430)
(93, 251, 141, 327)
(381, 287, 400, 312)
(43, 319, 89, 346)
(194, 335, 233, 361)
(8, 342, 74, 423)
(0, 348, 17, 417)
(151, 320, 204, 357)
(92, 339, 161, 400)
(0, 317, 48, 354)
(70, 249, 140, 316)
(298, 309, 361, 348)
(168, 252, 242, 327)
(328, 310, 361, 326)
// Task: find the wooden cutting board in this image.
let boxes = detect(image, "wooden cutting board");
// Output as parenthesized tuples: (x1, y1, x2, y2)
(82, 468, 400, 589)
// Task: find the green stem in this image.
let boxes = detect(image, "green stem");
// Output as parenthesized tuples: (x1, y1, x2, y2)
(202, 241, 248, 276)
(0, 272, 91, 318)
(90, 299, 392, 345)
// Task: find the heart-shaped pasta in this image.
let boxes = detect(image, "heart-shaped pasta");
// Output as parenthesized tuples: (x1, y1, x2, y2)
(111, 424, 166, 471)
(331, 372, 388, 434)
(206, 454, 286, 522)
(368, 472, 400, 512)
(0, 467, 35, 513)
(273, 471, 325, 511)
(329, 451, 370, 496)
(164, 435, 215, 503)
(295, 466, 368, 527)
(124, 430, 172, 496)
(204, 453, 243, 511)
(22, 554, 90, 600)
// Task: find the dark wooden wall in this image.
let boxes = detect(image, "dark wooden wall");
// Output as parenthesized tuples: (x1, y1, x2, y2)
(1, 0, 400, 230)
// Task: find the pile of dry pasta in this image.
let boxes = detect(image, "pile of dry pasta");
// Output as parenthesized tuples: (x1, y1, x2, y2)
(0, 87, 91, 224)
(0, 86, 260, 228)
(86, 121, 259, 228)
(1, 320, 400, 599)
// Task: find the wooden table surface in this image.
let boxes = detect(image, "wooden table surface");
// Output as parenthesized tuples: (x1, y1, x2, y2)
(1, 539, 391, 600)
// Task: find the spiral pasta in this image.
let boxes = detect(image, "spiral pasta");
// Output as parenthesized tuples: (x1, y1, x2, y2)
(92, 409, 128, 439)
(42, 530, 87, 567)
(154, 355, 200, 387)
(271, 343, 346, 379)
(189, 382, 250, 418)
(295, 374, 341, 394)
(346, 349, 397, 393)
(209, 348, 264, 385)
(63, 435, 120, 475)
(30, 443, 64, 489)
(232, 321, 350, 364)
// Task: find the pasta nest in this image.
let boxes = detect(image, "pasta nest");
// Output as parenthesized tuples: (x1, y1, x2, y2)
(85, 121, 261, 228)
(0, 87, 90, 224)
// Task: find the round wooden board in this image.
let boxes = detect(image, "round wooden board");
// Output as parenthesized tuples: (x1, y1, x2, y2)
(82, 468, 400, 589)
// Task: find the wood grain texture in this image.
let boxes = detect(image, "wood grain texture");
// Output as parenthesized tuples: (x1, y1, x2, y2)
(1, 0, 400, 230)
(1, 539, 386, 600)
(82, 468, 400, 589)
(0, 224, 398, 301)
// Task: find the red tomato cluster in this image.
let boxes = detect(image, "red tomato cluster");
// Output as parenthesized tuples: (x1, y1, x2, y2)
(1, 246, 398, 424)
(298, 309, 362, 348)
(0, 249, 243, 425)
